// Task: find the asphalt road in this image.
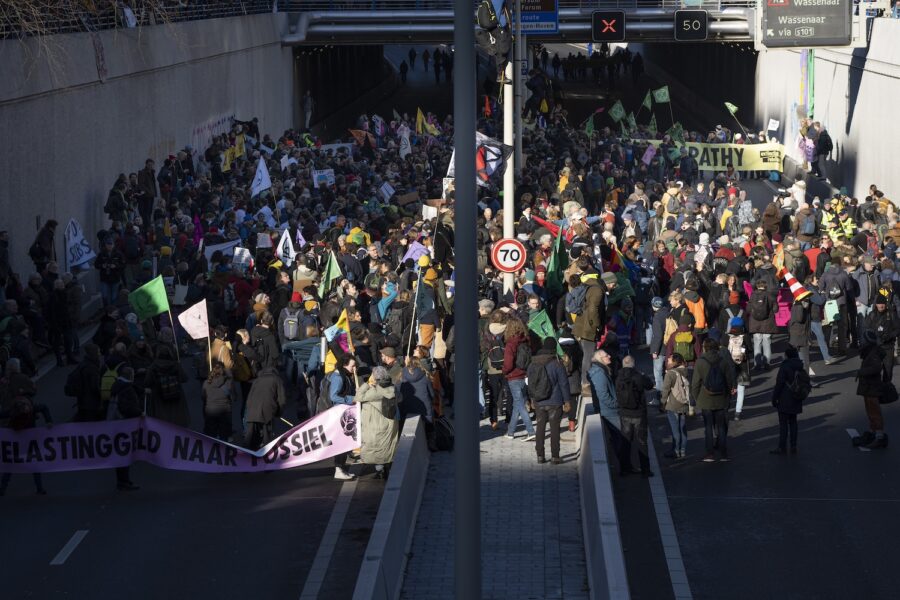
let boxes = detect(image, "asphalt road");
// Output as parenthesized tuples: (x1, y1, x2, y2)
(0, 338, 384, 599)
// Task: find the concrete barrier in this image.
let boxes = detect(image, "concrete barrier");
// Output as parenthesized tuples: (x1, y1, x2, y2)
(353, 416, 429, 600)
(578, 410, 631, 600)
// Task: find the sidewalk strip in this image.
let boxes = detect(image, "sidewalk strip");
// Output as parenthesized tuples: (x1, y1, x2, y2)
(299, 480, 357, 599)
(647, 435, 693, 600)
(50, 530, 89, 566)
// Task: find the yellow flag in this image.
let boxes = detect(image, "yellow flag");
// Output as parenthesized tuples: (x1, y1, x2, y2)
(416, 108, 425, 135)
(234, 133, 246, 158)
(336, 309, 355, 352)
(222, 146, 236, 172)
(163, 218, 172, 238)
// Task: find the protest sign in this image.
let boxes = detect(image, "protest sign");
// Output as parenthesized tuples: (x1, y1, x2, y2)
(312, 169, 335, 187)
(380, 182, 395, 200)
(233, 247, 253, 270)
(641, 145, 657, 166)
(256, 232, 273, 249)
(0, 406, 360, 474)
(203, 239, 240, 261)
(642, 140, 785, 172)
(64, 219, 96, 270)
(767, 118, 780, 131)
(422, 205, 438, 220)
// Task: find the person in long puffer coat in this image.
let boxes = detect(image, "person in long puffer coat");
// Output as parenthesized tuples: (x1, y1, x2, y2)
(355, 366, 399, 479)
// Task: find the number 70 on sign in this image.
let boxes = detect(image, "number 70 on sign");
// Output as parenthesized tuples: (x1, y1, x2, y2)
(491, 238, 528, 273)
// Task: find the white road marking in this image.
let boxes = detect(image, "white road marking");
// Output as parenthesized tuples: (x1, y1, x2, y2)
(299, 480, 358, 599)
(846, 428, 871, 452)
(50, 530, 89, 566)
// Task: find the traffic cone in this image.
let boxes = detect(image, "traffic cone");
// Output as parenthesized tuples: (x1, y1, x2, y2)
(781, 269, 811, 301)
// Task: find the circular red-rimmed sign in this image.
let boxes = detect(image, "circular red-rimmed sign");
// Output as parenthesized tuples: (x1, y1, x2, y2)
(491, 238, 527, 273)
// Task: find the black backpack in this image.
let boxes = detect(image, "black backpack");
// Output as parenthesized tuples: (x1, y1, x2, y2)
(786, 368, 812, 401)
(614, 372, 642, 411)
(750, 294, 770, 321)
(514, 343, 532, 371)
(487, 335, 505, 369)
(702, 357, 728, 395)
(526, 361, 552, 403)
(384, 307, 405, 340)
(157, 373, 181, 402)
(317, 374, 334, 414)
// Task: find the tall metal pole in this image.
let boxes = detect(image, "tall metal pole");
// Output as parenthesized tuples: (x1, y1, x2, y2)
(502, 59, 515, 294)
(513, 0, 524, 177)
(452, 2, 480, 599)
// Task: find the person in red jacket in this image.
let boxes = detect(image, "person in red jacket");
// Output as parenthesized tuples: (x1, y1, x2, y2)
(502, 318, 535, 440)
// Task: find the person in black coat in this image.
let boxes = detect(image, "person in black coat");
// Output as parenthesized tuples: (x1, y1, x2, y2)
(770, 346, 807, 454)
(863, 295, 899, 380)
(108, 366, 141, 491)
(249, 311, 282, 370)
(748, 279, 778, 370)
(615, 355, 655, 476)
(202, 361, 234, 441)
(244, 366, 286, 450)
(853, 331, 889, 449)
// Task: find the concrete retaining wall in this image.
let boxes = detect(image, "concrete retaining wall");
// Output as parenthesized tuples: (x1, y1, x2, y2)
(353, 416, 429, 600)
(0, 14, 295, 277)
(755, 18, 900, 199)
(578, 411, 631, 600)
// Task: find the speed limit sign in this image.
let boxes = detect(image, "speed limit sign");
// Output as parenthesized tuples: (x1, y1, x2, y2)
(491, 238, 527, 273)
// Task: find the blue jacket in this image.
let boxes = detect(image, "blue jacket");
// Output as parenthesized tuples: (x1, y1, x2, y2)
(587, 362, 618, 419)
(398, 367, 434, 421)
(649, 306, 670, 355)
(328, 370, 355, 405)
(532, 352, 569, 407)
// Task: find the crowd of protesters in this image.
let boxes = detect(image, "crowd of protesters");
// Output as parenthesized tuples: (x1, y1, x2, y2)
(1, 67, 898, 494)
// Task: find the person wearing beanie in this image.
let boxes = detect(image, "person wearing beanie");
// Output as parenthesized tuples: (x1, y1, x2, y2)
(648, 296, 671, 396)
(529, 337, 570, 464)
(277, 290, 305, 347)
(770, 346, 810, 455)
(863, 293, 899, 380)
(355, 365, 400, 478)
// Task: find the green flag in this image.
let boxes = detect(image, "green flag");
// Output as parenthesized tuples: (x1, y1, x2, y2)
(652, 86, 670, 104)
(667, 147, 682, 161)
(528, 309, 563, 356)
(725, 101, 739, 115)
(545, 227, 569, 297)
(128, 275, 170, 321)
(609, 100, 626, 122)
(666, 122, 685, 144)
(585, 115, 595, 137)
(642, 90, 652, 110)
(317, 251, 343, 298)
(648, 114, 658, 136)
(627, 112, 637, 133)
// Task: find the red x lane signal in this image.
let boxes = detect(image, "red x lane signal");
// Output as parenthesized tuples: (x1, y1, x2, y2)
(592, 10, 626, 42)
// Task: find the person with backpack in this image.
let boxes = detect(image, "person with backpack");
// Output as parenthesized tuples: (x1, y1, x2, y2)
(572, 269, 607, 392)
(277, 291, 305, 348)
(146, 345, 189, 428)
(528, 337, 570, 465)
(770, 346, 811, 455)
(748, 279, 777, 370)
(355, 366, 399, 479)
(666, 313, 700, 365)
(249, 311, 281, 371)
(615, 355, 655, 476)
(854, 256, 881, 343)
(107, 365, 142, 491)
(0, 393, 51, 496)
(661, 353, 691, 459)
(691, 339, 736, 462)
(502, 318, 535, 441)
(819, 260, 854, 356)
(793, 202, 818, 250)
(853, 330, 890, 450)
(479, 317, 507, 429)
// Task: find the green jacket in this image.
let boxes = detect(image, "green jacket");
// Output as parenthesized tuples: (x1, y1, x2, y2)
(690, 350, 736, 411)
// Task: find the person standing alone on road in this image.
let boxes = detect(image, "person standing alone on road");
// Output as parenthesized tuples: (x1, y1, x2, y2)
(853, 330, 891, 450)
(770, 346, 810, 455)
(408, 47, 417, 70)
(615, 355, 655, 477)
(692, 339, 736, 462)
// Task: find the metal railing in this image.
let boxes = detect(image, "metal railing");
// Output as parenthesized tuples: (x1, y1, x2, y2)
(0, 0, 759, 38)
(0, 1, 275, 39)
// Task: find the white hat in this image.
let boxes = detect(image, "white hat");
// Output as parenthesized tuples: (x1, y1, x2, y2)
(734, 133, 742, 141)
(699, 232, 710, 245)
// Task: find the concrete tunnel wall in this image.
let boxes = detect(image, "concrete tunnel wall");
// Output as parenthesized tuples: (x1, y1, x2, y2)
(0, 13, 295, 279)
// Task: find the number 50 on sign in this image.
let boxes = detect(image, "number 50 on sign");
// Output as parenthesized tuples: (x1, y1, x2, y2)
(491, 238, 527, 273)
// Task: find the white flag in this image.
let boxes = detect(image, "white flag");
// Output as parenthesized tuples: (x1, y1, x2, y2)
(251, 157, 272, 198)
(296, 228, 307, 249)
(276, 228, 297, 267)
(767, 118, 780, 131)
(177, 299, 210, 340)
(63, 218, 97, 270)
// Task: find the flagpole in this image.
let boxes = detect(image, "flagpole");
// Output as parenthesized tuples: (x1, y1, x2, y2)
(207, 335, 212, 372)
(730, 113, 751, 140)
(668, 103, 675, 129)
(406, 269, 423, 357)
(167, 309, 181, 362)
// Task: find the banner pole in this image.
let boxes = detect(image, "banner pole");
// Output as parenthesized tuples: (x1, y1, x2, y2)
(668, 103, 675, 129)
(406, 270, 423, 357)
(207, 335, 212, 371)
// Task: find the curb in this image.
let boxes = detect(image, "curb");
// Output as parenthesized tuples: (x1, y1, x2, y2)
(353, 416, 429, 600)
(578, 409, 631, 600)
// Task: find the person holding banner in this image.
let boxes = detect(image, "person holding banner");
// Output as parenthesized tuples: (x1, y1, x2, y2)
(324, 356, 358, 480)
(244, 361, 286, 451)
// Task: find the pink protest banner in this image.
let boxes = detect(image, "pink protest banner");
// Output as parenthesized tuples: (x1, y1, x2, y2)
(0, 405, 359, 474)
